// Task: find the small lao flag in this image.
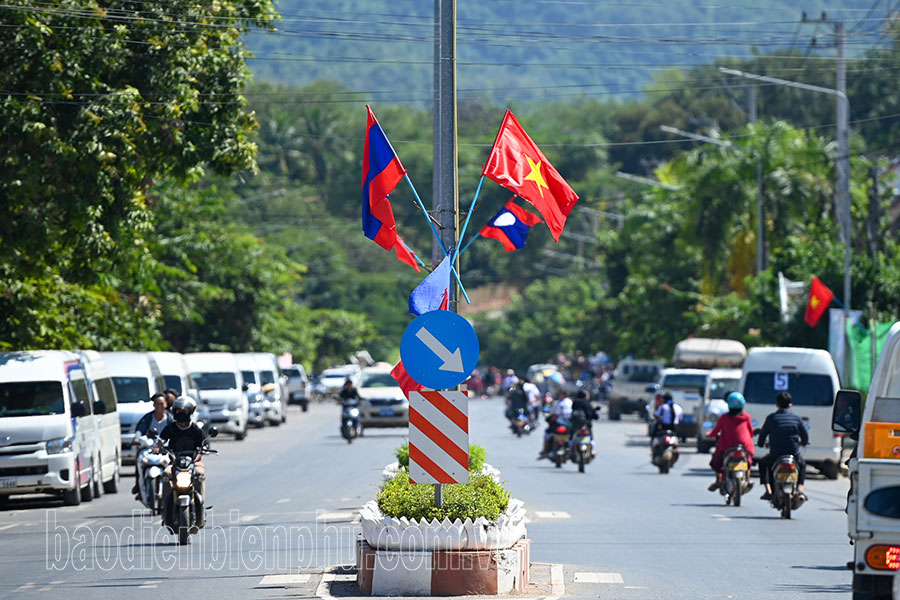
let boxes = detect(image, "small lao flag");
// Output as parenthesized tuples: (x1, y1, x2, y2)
(479, 198, 543, 252)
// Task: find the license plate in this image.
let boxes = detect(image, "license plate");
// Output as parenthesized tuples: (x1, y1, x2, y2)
(729, 462, 748, 471)
(379, 408, 394, 417)
(0, 477, 16, 489)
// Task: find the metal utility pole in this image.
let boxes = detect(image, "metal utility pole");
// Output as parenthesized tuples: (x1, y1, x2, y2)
(719, 65, 851, 309)
(434, 0, 458, 317)
(660, 125, 765, 274)
(431, 0, 458, 509)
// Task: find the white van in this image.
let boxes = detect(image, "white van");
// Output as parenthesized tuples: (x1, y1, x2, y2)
(253, 353, 287, 425)
(101, 352, 165, 465)
(739, 347, 842, 479)
(236, 353, 266, 428)
(149, 351, 193, 396)
(79, 351, 122, 494)
(0, 351, 99, 505)
(184, 353, 248, 440)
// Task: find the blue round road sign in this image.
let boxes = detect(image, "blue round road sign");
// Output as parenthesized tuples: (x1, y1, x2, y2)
(400, 311, 480, 390)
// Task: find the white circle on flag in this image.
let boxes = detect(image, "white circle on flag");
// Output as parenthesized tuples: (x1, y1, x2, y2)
(493, 212, 516, 227)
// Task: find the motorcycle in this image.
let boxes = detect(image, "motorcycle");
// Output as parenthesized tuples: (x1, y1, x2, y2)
(340, 400, 363, 443)
(134, 431, 169, 515)
(511, 408, 533, 437)
(718, 444, 753, 506)
(651, 429, 680, 474)
(769, 455, 805, 519)
(550, 424, 570, 468)
(161, 430, 217, 545)
(569, 425, 595, 473)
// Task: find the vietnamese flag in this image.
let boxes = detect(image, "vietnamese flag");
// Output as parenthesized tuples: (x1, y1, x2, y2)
(482, 110, 579, 242)
(804, 276, 835, 327)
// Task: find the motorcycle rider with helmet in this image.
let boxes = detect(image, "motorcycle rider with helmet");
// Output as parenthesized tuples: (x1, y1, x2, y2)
(705, 392, 755, 492)
(131, 393, 174, 496)
(757, 391, 808, 502)
(158, 397, 208, 525)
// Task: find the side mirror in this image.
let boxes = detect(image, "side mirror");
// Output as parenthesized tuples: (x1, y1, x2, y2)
(645, 384, 659, 394)
(92, 400, 106, 415)
(70, 402, 86, 418)
(833, 389, 862, 435)
(208, 427, 219, 438)
(242, 383, 249, 392)
(149, 427, 159, 437)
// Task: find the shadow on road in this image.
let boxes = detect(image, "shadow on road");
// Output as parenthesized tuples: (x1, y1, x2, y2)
(770, 583, 852, 595)
(792, 565, 852, 572)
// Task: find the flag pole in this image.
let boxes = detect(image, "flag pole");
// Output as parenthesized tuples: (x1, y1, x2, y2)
(452, 175, 485, 267)
(459, 231, 481, 256)
(830, 293, 867, 332)
(398, 238, 428, 269)
(404, 174, 471, 304)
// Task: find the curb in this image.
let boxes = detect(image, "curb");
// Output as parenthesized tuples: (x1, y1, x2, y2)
(356, 537, 531, 596)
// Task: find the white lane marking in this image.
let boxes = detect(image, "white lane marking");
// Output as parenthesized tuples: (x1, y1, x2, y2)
(625, 586, 649, 590)
(316, 511, 356, 521)
(574, 572, 624, 584)
(14, 583, 35, 592)
(239, 514, 260, 523)
(139, 580, 162, 589)
(276, 498, 291, 504)
(711, 513, 732, 522)
(0, 523, 18, 531)
(549, 563, 565, 599)
(534, 511, 571, 519)
(258, 574, 311, 586)
(316, 572, 335, 599)
(38, 586, 52, 592)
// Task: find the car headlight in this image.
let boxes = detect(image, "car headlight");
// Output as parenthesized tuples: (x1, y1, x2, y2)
(46, 436, 73, 454)
(175, 471, 192, 490)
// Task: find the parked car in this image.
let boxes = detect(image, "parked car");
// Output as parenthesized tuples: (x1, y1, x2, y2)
(101, 352, 166, 465)
(148, 351, 194, 396)
(357, 366, 408, 428)
(184, 353, 249, 441)
(696, 368, 743, 453)
(283, 364, 310, 411)
(0, 351, 112, 505)
(608, 359, 664, 420)
(79, 350, 122, 495)
(252, 352, 287, 425)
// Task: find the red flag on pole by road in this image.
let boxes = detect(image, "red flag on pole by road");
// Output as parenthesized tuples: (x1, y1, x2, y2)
(481, 110, 579, 241)
(804, 276, 835, 327)
(391, 360, 424, 399)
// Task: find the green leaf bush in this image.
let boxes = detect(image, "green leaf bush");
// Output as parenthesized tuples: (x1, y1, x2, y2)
(377, 471, 510, 522)
(395, 442, 486, 473)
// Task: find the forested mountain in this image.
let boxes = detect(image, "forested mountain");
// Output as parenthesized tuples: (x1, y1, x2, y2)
(246, 0, 877, 103)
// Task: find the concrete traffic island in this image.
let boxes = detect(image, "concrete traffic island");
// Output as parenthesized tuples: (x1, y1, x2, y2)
(355, 498, 531, 596)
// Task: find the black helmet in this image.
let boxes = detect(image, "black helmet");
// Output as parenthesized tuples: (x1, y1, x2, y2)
(172, 396, 196, 416)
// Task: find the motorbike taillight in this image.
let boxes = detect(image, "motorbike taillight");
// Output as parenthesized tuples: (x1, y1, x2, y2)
(732, 450, 745, 459)
(777, 462, 797, 473)
(556, 425, 568, 434)
(578, 428, 589, 436)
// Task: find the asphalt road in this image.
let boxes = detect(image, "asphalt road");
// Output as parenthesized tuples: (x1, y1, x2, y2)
(0, 397, 853, 599)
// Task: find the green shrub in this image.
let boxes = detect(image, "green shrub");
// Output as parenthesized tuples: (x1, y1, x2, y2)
(395, 443, 486, 472)
(377, 471, 510, 522)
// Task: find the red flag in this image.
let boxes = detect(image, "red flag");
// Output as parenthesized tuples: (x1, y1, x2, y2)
(804, 276, 835, 327)
(391, 360, 424, 399)
(394, 237, 420, 273)
(482, 110, 579, 241)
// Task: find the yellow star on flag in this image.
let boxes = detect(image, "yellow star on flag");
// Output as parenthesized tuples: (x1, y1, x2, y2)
(523, 154, 549, 198)
(810, 296, 820, 309)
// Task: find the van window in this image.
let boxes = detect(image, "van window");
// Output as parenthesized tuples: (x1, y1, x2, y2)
(626, 366, 659, 383)
(112, 377, 151, 404)
(192, 372, 237, 390)
(241, 371, 257, 385)
(94, 378, 117, 413)
(260, 371, 276, 386)
(284, 368, 299, 378)
(69, 378, 92, 412)
(709, 378, 741, 400)
(864, 486, 900, 519)
(163, 375, 182, 394)
(743, 372, 835, 406)
(0, 381, 65, 417)
(662, 374, 708, 390)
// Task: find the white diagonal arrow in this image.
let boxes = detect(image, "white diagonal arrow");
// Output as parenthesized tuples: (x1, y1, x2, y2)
(415, 326, 464, 372)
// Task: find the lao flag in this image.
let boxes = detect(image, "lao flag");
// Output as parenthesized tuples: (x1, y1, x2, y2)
(480, 198, 543, 252)
(362, 105, 405, 250)
(409, 253, 451, 316)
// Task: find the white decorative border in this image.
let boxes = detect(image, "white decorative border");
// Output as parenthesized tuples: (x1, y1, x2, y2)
(358, 497, 527, 551)
(381, 461, 501, 483)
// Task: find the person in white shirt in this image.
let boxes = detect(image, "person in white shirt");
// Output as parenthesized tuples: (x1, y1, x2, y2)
(522, 377, 541, 424)
(653, 393, 683, 434)
(538, 391, 573, 460)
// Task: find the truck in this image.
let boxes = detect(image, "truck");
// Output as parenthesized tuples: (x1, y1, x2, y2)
(832, 321, 900, 599)
(608, 359, 664, 421)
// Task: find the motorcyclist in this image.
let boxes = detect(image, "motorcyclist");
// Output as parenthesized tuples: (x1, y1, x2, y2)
(652, 392, 683, 435)
(159, 397, 208, 526)
(522, 377, 542, 424)
(131, 393, 173, 495)
(506, 381, 529, 424)
(537, 390, 573, 459)
(338, 378, 360, 403)
(570, 390, 598, 435)
(757, 391, 808, 502)
(163, 388, 178, 412)
(705, 392, 755, 492)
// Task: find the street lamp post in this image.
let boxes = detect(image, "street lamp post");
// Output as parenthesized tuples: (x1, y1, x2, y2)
(719, 66, 852, 310)
(660, 125, 766, 274)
